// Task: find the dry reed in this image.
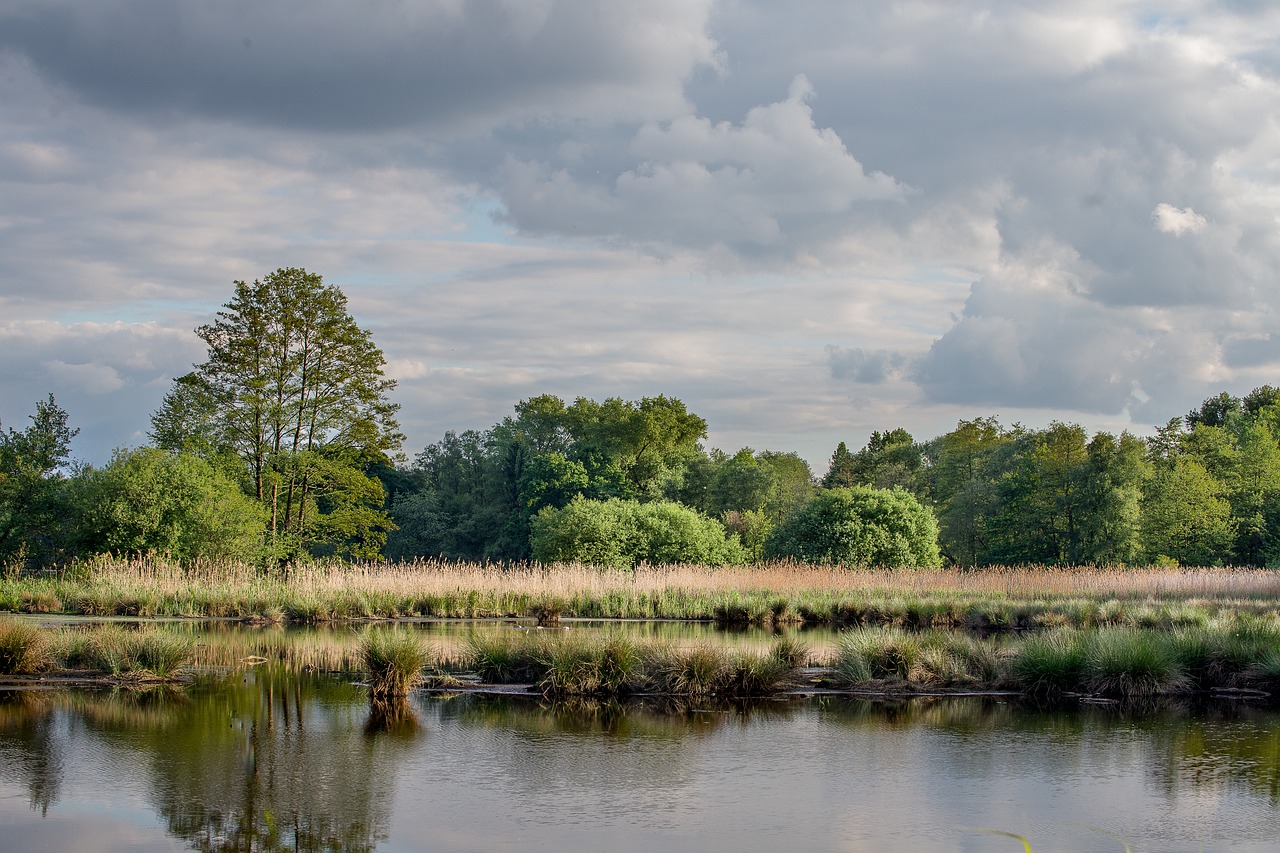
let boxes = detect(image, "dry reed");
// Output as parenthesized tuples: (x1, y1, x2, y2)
(3, 555, 1278, 626)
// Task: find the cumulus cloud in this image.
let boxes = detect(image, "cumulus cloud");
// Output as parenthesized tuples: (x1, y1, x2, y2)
(1153, 203, 1208, 235)
(41, 360, 127, 394)
(498, 76, 906, 261)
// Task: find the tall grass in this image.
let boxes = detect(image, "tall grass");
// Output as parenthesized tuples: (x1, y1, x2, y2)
(4, 555, 1279, 627)
(360, 629, 430, 698)
(464, 631, 806, 698)
(53, 625, 194, 678)
(0, 619, 51, 673)
(831, 618, 1280, 698)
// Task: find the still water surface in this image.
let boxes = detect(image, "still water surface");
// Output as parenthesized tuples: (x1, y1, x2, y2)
(1, 624, 1278, 852)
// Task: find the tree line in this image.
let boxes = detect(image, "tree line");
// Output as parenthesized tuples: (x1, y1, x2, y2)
(2, 267, 1277, 570)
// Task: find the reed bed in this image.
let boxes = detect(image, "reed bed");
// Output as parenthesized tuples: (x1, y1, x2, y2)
(0, 618, 194, 679)
(465, 632, 808, 698)
(832, 616, 1280, 698)
(3, 555, 1279, 628)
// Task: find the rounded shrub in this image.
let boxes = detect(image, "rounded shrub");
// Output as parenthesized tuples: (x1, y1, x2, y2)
(530, 497, 746, 568)
(765, 486, 941, 568)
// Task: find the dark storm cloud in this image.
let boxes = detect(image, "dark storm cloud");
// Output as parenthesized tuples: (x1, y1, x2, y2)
(0, 0, 717, 131)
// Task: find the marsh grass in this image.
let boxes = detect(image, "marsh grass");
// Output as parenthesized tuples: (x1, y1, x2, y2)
(829, 620, 1280, 697)
(538, 634, 642, 697)
(1012, 630, 1090, 695)
(462, 631, 806, 698)
(49, 625, 194, 678)
(1084, 629, 1188, 697)
(832, 628, 1006, 689)
(360, 629, 430, 698)
(0, 619, 51, 673)
(4, 556, 1279, 628)
(645, 643, 729, 695)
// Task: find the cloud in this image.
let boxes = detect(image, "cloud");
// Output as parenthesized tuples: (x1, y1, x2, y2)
(497, 76, 907, 262)
(0, 321, 203, 461)
(0, 0, 719, 131)
(4, 0, 1280, 471)
(912, 243, 1236, 418)
(826, 347, 909, 385)
(41, 360, 126, 394)
(1153, 203, 1208, 235)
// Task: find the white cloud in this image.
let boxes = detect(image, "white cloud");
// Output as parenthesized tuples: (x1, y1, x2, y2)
(4, 0, 1280, 469)
(498, 76, 906, 262)
(41, 360, 126, 394)
(1152, 202, 1209, 235)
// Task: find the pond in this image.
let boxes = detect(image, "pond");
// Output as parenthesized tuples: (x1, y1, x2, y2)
(1, 622, 1278, 852)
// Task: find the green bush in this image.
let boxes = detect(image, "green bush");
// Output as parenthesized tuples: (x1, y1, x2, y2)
(530, 497, 746, 568)
(766, 486, 941, 567)
(70, 447, 265, 562)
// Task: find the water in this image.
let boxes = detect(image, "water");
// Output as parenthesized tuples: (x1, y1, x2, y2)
(2, 624, 1278, 852)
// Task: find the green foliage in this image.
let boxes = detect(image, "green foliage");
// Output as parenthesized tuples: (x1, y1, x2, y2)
(1077, 431, 1148, 564)
(765, 486, 941, 568)
(821, 428, 924, 492)
(986, 422, 1090, 564)
(719, 509, 773, 561)
(1140, 457, 1235, 566)
(530, 497, 747, 568)
(924, 417, 1010, 566)
(389, 395, 712, 561)
(0, 395, 79, 567)
(152, 268, 400, 562)
(70, 447, 265, 562)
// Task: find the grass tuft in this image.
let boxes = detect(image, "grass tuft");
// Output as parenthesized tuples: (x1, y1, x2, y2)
(1084, 629, 1189, 697)
(361, 629, 430, 699)
(0, 619, 51, 673)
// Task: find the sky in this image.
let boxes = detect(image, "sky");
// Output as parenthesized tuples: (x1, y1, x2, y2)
(2, 1, 1280, 472)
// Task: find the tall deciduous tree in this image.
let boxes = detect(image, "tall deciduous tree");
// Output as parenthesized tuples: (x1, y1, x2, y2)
(1140, 457, 1235, 566)
(153, 268, 401, 559)
(925, 417, 1011, 566)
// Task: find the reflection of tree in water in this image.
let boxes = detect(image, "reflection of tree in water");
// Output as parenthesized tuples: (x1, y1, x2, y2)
(0, 692, 65, 816)
(146, 669, 395, 852)
(1151, 702, 1280, 805)
(818, 694, 1280, 804)
(64, 668, 417, 852)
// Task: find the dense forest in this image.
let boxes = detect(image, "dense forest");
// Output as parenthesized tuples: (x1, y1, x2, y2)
(3, 269, 1278, 570)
